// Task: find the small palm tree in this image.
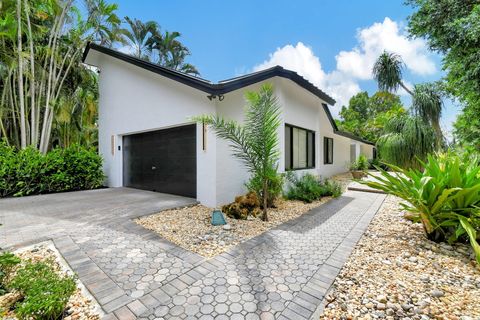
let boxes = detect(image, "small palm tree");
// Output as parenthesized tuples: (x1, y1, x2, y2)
(194, 84, 281, 221)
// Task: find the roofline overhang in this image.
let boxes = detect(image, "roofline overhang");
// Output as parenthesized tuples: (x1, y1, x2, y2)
(83, 43, 372, 145)
(82, 42, 336, 105)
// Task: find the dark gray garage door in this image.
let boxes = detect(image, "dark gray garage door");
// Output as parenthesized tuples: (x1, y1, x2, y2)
(123, 124, 196, 197)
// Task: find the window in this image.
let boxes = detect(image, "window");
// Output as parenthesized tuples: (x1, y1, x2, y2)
(324, 137, 333, 164)
(285, 124, 315, 170)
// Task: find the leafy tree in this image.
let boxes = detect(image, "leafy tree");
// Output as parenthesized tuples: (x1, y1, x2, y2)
(406, 0, 480, 150)
(194, 84, 282, 221)
(0, 0, 122, 152)
(336, 91, 406, 143)
(0, 1, 199, 151)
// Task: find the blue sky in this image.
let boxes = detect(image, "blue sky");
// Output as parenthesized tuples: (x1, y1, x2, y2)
(109, 0, 459, 136)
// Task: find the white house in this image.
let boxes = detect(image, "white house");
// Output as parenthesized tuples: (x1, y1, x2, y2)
(82, 43, 375, 207)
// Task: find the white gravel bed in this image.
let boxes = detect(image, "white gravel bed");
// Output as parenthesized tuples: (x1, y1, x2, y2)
(320, 195, 480, 319)
(136, 197, 330, 258)
(1, 241, 102, 320)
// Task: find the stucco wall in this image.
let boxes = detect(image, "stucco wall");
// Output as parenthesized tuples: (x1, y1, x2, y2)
(87, 50, 364, 207)
(360, 143, 375, 159)
(278, 79, 350, 178)
(87, 51, 218, 207)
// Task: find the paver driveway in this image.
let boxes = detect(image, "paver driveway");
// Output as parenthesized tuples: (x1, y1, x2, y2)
(0, 188, 385, 320)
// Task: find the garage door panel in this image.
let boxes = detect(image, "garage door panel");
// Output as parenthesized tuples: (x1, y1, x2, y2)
(123, 125, 196, 197)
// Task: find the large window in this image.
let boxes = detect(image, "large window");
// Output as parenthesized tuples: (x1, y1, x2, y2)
(285, 124, 315, 170)
(324, 137, 334, 164)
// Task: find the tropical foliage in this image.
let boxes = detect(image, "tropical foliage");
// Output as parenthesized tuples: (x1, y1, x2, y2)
(350, 154, 369, 171)
(336, 91, 406, 143)
(194, 84, 282, 221)
(406, 0, 480, 151)
(0, 142, 104, 197)
(363, 153, 480, 263)
(122, 17, 199, 75)
(285, 173, 342, 203)
(372, 51, 444, 169)
(0, 0, 199, 152)
(0, 253, 76, 319)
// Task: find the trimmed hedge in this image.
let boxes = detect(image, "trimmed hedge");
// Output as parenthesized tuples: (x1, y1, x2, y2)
(0, 143, 104, 197)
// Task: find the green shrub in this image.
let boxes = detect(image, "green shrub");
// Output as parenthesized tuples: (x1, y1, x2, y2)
(222, 192, 261, 220)
(246, 170, 284, 208)
(350, 155, 369, 171)
(285, 173, 342, 203)
(0, 143, 18, 197)
(320, 179, 342, 198)
(0, 142, 104, 197)
(362, 152, 480, 263)
(9, 260, 76, 320)
(0, 252, 21, 295)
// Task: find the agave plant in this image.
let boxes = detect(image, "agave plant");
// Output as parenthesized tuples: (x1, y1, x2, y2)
(362, 153, 480, 263)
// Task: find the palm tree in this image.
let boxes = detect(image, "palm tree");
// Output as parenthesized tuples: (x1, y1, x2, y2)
(377, 115, 436, 169)
(194, 84, 281, 221)
(372, 51, 444, 167)
(123, 16, 158, 60)
(148, 31, 199, 76)
(373, 51, 413, 95)
(85, 0, 124, 47)
(412, 83, 443, 145)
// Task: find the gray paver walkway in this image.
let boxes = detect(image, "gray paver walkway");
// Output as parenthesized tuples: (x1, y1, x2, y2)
(0, 188, 385, 319)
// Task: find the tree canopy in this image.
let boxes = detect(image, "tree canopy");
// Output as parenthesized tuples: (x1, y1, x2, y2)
(336, 91, 406, 143)
(407, 0, 480, 150)
(0, 0, 199, 152)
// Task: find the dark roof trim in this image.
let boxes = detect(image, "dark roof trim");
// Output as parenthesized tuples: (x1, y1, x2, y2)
(82, 42, 336, 105)
(82, 42, 214, 93)
(321, 104, 375, 146)
(82, 44, 371, 143)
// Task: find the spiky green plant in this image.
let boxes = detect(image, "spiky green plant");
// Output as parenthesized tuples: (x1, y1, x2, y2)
(362, 153, 480, 263)
(193, 84, 281, 221)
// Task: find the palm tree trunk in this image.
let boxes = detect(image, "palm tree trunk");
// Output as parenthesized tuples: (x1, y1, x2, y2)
(400, 81, 413, 96)
(262, 179, 268, 221)
(16, 0, 27, 148)
(24, 0, 36, 147)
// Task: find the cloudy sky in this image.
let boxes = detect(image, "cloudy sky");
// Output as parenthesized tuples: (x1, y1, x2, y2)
(110, 0, 459, 135)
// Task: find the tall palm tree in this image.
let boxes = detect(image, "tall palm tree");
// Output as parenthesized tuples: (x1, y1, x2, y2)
(412, 82, 443, 145)
(148, 31, 199, 76)
(85, 0, 124, 47)
(372, 51, 444, 167)
(123, 16, 158, 60)
(373, 51, 413, 95)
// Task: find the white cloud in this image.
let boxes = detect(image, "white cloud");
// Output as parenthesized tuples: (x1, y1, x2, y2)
(252, 18, 436, 115)
(253, 42, 358, 114)
(336, 18, 435, 79)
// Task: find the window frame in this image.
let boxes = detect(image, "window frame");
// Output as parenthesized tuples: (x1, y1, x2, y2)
(323, 137, 334, 165)
(285, 124, 316, 171)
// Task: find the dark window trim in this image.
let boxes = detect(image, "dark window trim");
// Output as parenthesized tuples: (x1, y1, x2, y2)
(285, 124, 316, 171)
(324, 137, 334, 165)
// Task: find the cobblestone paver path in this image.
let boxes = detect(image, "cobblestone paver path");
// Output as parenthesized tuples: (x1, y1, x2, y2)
(0, 188, 385, 319)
